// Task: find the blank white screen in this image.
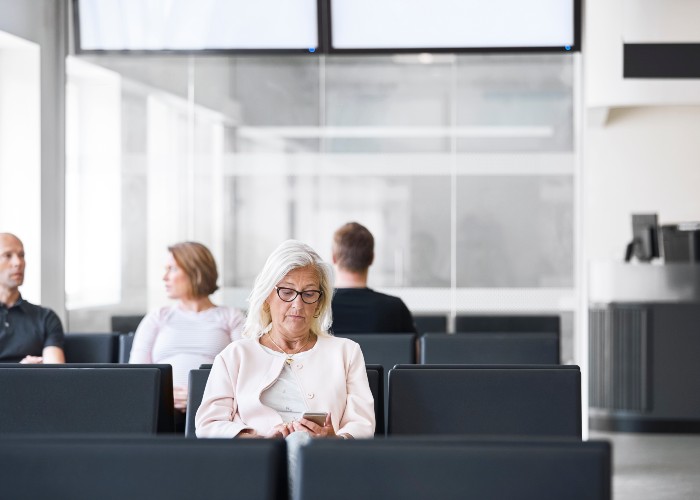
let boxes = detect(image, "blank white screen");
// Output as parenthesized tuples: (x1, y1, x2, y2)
(331, 0, 574, 49)
(78, 0, 318, 50)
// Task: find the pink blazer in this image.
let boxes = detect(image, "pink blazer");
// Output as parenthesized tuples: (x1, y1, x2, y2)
(195, 335, 375, 438)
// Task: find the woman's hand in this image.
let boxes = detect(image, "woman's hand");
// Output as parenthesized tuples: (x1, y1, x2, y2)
(173, 386, 188, 413)
(237, 428, 259, 438)
(240, 422, 294, 439)
(292, 412, 337, 438)
(19, 355, 43, 364)
(263, 422, 295, 438)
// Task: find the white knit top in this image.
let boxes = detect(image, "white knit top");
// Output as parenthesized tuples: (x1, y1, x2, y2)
(129, 305, 245, 387)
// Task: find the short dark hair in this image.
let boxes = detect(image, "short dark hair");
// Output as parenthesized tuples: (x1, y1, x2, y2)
(168, 241, 219, 298)
(333, 222, 374, 272)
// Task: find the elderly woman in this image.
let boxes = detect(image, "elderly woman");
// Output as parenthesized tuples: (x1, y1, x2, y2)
(195, 239, 375, 440)
(130, 241, 245, 418)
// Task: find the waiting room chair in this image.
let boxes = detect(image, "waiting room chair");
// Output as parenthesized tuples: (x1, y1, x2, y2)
(413, 314, 448, 333)
(0, 367, 160, 434)
(420, 332, 560, 364)
(0, 436, 287, 500)
(118, 332, 135, 363)
(186, 369, 210, 438)
(455, 314, 560, 334)
(0, 363, 176, 433)
(295, 437, 610, 500)
(335, 333, 416, 430)
(110, 314, 145, 334)
(364, 364, 384, 436)
(63, 332, 120, 363)
(388, 365, 581, 437)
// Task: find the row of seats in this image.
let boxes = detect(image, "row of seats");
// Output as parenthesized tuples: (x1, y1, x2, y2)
(335, 332, 560, 429)
(64, 330, 560, 365)
(0, 437, 611, 500)
(0, 364, 378, 437)
(337, 331, 560, 369)
(65, 330, 562, 432)
(59, 332, 565, 434)
(0, 364, 580, 439)
(187, 364, 580, 438)
(110, 313, 561, 336)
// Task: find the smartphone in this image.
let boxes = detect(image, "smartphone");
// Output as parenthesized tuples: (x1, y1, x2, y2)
(301, 412, 328, 426)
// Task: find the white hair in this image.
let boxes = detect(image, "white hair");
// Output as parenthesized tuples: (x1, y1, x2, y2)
(243, 240, 334, 339)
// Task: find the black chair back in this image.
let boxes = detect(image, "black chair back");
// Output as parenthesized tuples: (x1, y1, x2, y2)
(364, 364, 384, 436)
(0, 363, 176, 433)
(63, 333, 120, 363)
(420, 333, 560, 364)
(413, 314, 448, 333)
(118, 332, 135, 363)
(0, 437, 287, 500)
(110, 314, 145, 334)
(296, 438, 611, 500)
(455, 314, 560, 334)
(335, 333, 416, 430)
(186, 369, 210, 438)
(0, 367, 159, 434)
(388, 365, 581, 437)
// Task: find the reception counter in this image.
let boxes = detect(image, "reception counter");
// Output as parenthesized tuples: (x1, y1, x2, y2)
(589, 261, 700, 432)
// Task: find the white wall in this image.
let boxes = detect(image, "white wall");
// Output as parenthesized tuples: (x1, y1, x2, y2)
(586, 0, 700, 108)
(584, 0, 700, 260)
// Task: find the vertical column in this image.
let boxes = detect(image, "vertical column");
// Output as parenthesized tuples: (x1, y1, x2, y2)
(40, 0, 68, 325)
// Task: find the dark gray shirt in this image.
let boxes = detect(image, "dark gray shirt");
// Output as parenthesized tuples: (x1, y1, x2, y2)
(331, 287, 417, 334)
(0, 295, 64, 362)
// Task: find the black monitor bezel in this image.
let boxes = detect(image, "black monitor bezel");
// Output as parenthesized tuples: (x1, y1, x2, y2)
(631, 213, 661, 262)
(72, 0, 326, 56)
(72, 0, 581, 56)
(324, 0, 582, 55)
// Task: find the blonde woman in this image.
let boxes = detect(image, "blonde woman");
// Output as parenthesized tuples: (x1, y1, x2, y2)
(196, 239, 374, 439)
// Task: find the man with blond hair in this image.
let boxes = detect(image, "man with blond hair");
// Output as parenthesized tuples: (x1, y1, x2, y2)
(331, 222, 416, 334)
(0, 233, 65, 363)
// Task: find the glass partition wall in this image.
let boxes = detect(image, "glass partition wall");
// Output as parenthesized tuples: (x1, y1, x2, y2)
(65, 53, 578, 361)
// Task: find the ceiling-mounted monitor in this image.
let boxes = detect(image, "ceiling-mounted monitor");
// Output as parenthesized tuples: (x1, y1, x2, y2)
(328, 0, 580, 53)
(74, 0, 320, 54)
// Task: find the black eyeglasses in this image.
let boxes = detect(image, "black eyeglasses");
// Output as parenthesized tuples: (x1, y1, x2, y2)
(275, 286, 323, 304)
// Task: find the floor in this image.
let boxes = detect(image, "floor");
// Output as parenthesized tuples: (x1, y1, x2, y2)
(589, 431, 700, 499)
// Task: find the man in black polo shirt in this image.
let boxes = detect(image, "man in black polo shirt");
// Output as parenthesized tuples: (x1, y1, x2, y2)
(331, 222, 417, 334)
(0, 233, 65, 363)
